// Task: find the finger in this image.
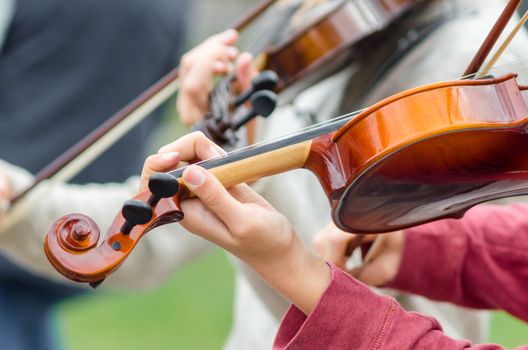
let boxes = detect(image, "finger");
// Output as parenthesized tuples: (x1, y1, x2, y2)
(227, 183, 271, 208)
(158, 131, 226, 162)
(139, 152, 180, 191)
(0, 174, 11, 215)
(179, 198, 233, 246)
(355, 232, 403, 286)
(212, 60, 233, 75)
(357, 259, 393, 287)
(182, 165, 247, 226)
(178, 44, 240, 126)
(235, 52, 255, 92)
(209, 29, 239, 47)
(324, 226, 356, 266)
(180, 30, 238, 76)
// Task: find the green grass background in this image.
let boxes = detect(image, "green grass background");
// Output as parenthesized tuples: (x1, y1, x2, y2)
(56, 250, 527, 350)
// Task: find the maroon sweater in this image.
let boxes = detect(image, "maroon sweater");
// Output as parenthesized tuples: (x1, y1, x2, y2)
(274, 204, 528, 349)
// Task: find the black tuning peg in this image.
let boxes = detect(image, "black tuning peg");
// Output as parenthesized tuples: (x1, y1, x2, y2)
(233, 70, 279, 107)
(121, 199, 153, 234)
(148, 173, 180, 205)
(233, 90, 278, 131)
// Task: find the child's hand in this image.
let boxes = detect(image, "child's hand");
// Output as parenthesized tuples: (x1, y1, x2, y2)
(140, 132, 331, 314)
(314, 222, 404, 287)
(0, 171, 11, 216)
(177, 30, 255, 126)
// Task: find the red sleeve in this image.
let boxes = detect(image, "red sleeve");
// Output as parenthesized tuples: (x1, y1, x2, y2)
(386, 204, 528, 321)
(273, 265, 527, 350)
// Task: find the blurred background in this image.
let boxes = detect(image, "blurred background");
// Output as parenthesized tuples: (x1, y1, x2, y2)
(3, 0, 527, 349)
(59, 0, 527, 348)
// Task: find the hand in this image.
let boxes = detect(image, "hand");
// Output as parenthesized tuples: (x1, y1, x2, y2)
(140, 132, 331, 314)
(177, 29, 256, 126)
(0, 171, 11, 216)
(313, 222, 404, 287)
(140, 131, 298, 267)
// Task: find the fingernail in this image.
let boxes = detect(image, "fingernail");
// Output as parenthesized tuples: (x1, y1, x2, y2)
(223, 29, 237, 38)
(158, 145, 171, 153)
(208, 146, 221, 158)
(208, 146, 226, 158)
(227, 47, 239, 59)
(183, 166, 205, 187)
(160, 152, 179, 162)
(238, 52, 253, 62)
(212, 61, 226, 72)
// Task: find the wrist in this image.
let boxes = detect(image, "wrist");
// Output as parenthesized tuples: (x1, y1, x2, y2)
(251, 238, 332, 315)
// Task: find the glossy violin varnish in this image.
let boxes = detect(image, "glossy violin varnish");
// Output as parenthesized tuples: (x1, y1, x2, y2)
(330, 75, 528, 232)
(260, 0, 414, 93)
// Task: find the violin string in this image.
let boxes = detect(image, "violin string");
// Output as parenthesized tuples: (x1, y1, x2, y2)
(242, 0, 284, 55)
(187, 109, 361, 168)
(188, 56, 528, 170)
(210, 1, 287, 114)
(476, 8, 528, 78)
(461, 55, 528, 80)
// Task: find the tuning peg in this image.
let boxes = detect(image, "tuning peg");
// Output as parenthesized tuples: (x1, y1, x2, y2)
(233, 90, 278, 131)
(148, 173, 180, 205)
(121, 199, 153, 234)
(233, 70, 279, 107)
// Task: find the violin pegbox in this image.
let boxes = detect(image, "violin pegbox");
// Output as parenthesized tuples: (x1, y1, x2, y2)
(195, 70, 279, 146)
(44, 172, 185, 287)
(121, 173, 183, 234)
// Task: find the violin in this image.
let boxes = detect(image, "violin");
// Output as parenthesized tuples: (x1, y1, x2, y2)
(5, 0, 417, 225)
(44, 72, 528, 284)
(43, 0, 528, 285)
(196, 0, 418, 145)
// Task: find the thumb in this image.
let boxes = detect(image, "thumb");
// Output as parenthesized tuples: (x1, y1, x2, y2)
(235, 52, 256, 91)
(355, 255, 398, 287)
(182, 165, 246, 226)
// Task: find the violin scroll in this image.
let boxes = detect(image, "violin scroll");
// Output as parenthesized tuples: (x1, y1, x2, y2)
(44, 174, 186, 285)
(54, 214, 100, 253)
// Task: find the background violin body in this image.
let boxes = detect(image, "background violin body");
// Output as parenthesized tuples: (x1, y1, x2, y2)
(251, 0, 415, 97)
(45, 73, 528, 284)
(197, 0, 417, 145)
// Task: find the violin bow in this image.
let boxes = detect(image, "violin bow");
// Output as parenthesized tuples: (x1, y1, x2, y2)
(0, 0, 277, 233)
(351, 0, 525, 267)
(476, 8, 528, 78)
(463, 0, 522, 76)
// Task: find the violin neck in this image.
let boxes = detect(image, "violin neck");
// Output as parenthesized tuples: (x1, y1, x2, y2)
(170, 112, 353, 186)
(209, 140, 312, 187)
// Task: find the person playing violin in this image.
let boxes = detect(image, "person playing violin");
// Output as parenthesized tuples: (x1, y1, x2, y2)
(137, 130, 528, 349)
(176, 2, 528, 346)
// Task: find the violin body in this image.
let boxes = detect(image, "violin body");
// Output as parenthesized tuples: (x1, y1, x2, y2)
(201, 0, 417, 145)
(257, 0, 415, 95)
(44, 74, 528, 283)
(309, 74, 528, 232)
